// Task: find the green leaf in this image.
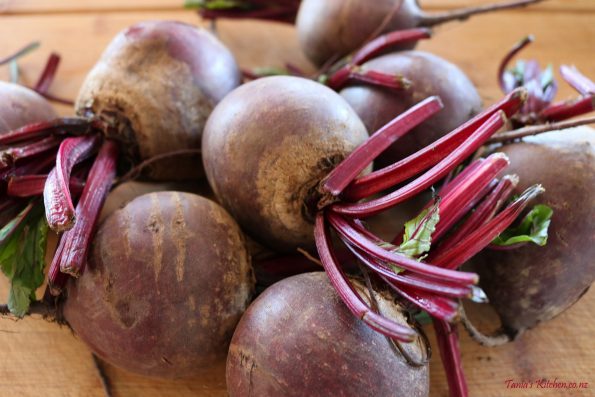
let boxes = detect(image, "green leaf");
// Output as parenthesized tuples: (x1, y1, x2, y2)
(491, 204, 553, 247)
(0, 204, 49, 317)
(184, 0, 247, 10)
(8, 282, 32, 318)
(398, 202, 440, 258)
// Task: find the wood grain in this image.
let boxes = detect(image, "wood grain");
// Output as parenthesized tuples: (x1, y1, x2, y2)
(0, 3, 594, 397)
(0, 0, 591, 14)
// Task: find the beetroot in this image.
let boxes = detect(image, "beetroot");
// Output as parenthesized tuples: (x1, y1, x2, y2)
(76, 20, 241, 180)
(0, 81, 56, 133)
(340, 51, 482, 164)
(63, 191, 254, 378)
(227, 272, 429, 397)
(0, 20, 243, 301)
(202, 75, 369, 252)
(297, 0, 544, 66)
(473, 128, 595, 338)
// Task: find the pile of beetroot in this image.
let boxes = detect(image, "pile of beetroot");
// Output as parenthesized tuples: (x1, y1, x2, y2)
(1, 1, 594, 396)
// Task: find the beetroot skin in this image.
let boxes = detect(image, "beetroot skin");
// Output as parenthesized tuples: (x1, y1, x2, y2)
(297, 0, 542, 66)
(0, 81, 57, 133)
(202, 76, 368, 252)
(227, 272, 429, 397)
(64, 191, 254, 378)
(76, 20, 241, 180)
(340, 51, 482, 165)
(473, 128, 595, 337)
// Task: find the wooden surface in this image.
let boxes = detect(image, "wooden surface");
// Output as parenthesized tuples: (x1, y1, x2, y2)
(0, 1, 594, 396)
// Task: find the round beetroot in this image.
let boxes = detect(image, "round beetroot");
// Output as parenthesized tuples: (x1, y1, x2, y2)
(473, 128, 595, 337)
(227, 272, 429, 397)
(202, 76, 368, 252)
(0, 81, 57, 133)
(64, 191, 254, 378)
(340, 51, 482, 165)
(297, 0, 542, 66)
(76, 20, 241, 180)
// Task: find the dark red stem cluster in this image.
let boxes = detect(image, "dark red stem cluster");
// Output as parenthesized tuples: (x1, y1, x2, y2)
(0, 117, 118, 294)
(314, 87, 543, 397)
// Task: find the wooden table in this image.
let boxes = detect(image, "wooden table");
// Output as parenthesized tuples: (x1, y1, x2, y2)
(0, 1, 594, 396)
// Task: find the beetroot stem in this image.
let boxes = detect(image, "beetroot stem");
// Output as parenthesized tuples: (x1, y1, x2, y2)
(560, 65, 595, 96)
(428, 184, 544, 269)
(0, 202, 35, 245)
(420, 0, 544, 27)
(433, 320, 469, 397)
(387, 281, 460, 322)
(488, 114, 595, 143)
(327, 212, 478, 285)
(324, 96, 443, 196)
(326, 67, 412, 91)
(351, 28, 432, 66)
(431, 154, 510, 242)
(47, 235, 68, 296)
(0, 117, 92, 145)
(43, 135, 101, 232)
(539, 95, 595, 122)
(325, 28, 431, 90)
(344, 241, 472, 299)
(344, 88, 527, 201)
(58, 141, 118, 277)
(0, 136, 61, 169)
(438, 175, 518, 254)
(314, 213, 417, 341)
(497, 35, 534, 93)
(333, 111, 507, 217)
(8, 174, 84, 198)
(0, 41, 40, 66)
(34, 53, 60, 95)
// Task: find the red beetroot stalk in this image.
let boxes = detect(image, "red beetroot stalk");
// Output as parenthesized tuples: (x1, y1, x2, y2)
(0, 117, 92, 146)
(285, 62, 306, 77)
(428, 184, 544, 269)
(539, 95, 595, 122)
(327, 212, 478, 285)
(332, 111, 507, 217)
(433, 319, 468, 397)
(0, 202, 35, 244)
(7, 174, 84, 198)
(438, 159, 484, 197)
(324, 96, 443, 195)
(560, 65, 595, 96)
(431, 154, 509, 242)
(43, 135, 101, 232)
(0, 136, 62, 169)
(314, 213, 417, 341)
(387, 280, 459, 322)
(438, 175, 518, 253)
(343, 88, 527, 201)
(498, 35, 534, 93)
(351, 28, 432, 66)
(344, 241, 472, 299)
(10, 152, 57, 177)
(325, 28, 431, 90)
(326, 67, 412, 91)
(57, 141, 118, 276)
(34, 53, 60, 95)
(33, 53, 74, 106)
(47, 236, 68, 296)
